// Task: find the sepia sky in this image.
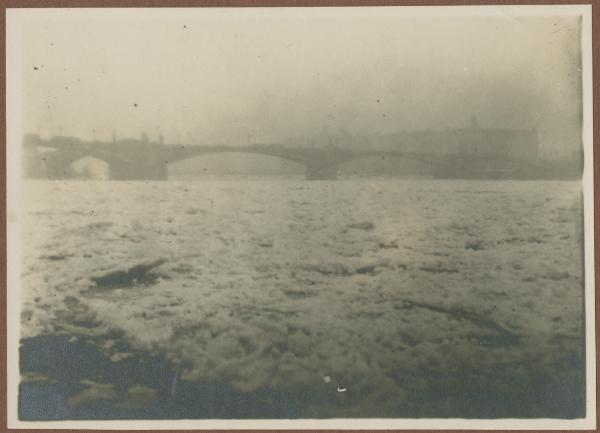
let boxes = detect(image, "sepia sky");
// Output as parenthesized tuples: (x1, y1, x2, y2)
(9, 7, 584, 156)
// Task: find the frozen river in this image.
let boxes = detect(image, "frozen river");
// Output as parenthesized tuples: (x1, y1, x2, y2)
(18, 178, 585, 419)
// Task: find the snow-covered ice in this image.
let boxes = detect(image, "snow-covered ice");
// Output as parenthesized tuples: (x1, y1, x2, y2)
(19, 178, 585, 418)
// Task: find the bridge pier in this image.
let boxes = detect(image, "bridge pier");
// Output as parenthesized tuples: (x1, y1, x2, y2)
(305, 164, 338, 180)
(42, 155, 79, 179)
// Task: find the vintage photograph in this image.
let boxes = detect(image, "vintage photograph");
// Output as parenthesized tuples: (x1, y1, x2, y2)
(6, 5, 595, 429)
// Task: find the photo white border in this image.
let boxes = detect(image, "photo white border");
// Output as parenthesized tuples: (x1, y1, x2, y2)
(6, 4, 595, 430)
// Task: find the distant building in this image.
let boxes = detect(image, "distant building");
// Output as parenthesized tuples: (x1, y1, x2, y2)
(390, 127, 538, 160)
(308, 122, 539, 161)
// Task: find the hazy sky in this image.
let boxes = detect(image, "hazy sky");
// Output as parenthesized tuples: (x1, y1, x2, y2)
(9, 7, 584, 155)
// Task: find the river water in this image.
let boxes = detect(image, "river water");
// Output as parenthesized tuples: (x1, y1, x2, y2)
(18, 178, 586, 419)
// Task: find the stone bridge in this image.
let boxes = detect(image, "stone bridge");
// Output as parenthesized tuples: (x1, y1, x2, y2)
(23, 135, 458, 180)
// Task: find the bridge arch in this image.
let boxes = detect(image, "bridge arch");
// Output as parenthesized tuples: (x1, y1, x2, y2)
(70, 156, 111, 180)
(162, 146, 357, 180)
(37, 148, 141, 180)
(166, 152, 305, 179)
